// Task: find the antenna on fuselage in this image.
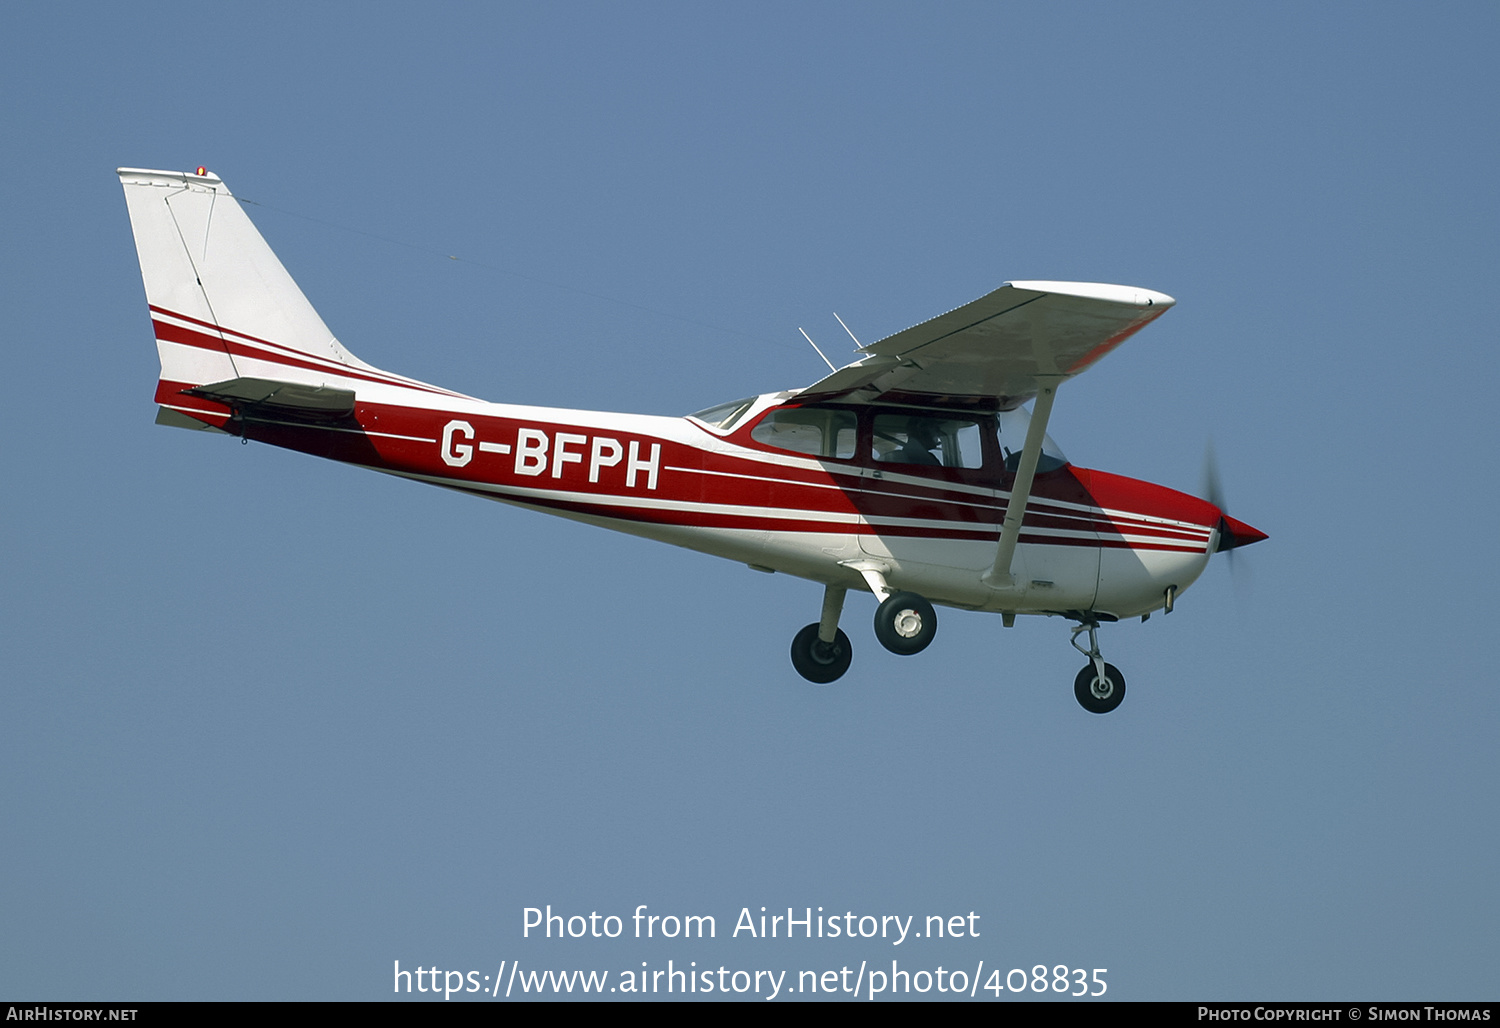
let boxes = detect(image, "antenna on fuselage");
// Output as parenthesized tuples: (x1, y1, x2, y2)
(799, 327, 838, 372)
(833, 312, 864, 349)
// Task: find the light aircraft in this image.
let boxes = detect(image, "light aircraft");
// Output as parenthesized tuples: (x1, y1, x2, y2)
(117, 167, 1265, 713)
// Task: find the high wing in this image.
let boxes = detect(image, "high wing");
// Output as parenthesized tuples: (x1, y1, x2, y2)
(799, 280, 1174, 408)
(796, 279, 1176, 590)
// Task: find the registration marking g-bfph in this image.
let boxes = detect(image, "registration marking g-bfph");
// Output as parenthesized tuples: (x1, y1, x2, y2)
(441, 419, 661, 489)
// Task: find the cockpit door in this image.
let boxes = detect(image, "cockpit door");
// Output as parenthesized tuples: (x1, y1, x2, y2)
(856, 412, 1004, 597)
(858, 409, 1101, 611)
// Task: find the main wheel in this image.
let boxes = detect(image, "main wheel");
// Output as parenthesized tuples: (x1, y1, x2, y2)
(873, 591, 937, 655)
(1074, 662, 1126, 714)
(790, 623, 853, 683)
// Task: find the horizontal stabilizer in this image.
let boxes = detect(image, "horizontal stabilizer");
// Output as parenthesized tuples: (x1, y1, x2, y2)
(186, 377, 357, 419)
(155, 406, 230, 433)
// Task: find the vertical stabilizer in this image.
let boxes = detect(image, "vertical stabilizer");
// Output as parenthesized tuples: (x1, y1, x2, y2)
(117, 167, 379, 397)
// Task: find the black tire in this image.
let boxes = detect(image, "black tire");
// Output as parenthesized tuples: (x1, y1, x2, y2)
(790, 623, 853, 683)
(873, 591, 937, 655)
(1074, 662, 1126, 714)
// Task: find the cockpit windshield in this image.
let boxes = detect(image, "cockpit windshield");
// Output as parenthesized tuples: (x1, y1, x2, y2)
(996, 406, 1069, 472)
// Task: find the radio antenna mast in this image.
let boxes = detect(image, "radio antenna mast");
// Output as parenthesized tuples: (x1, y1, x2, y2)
(799, 327, 837, 372)
(832, 312, 864, 348)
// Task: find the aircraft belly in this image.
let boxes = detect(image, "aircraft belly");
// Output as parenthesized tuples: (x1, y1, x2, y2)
(856, 535, 1101, 611)
(752, 530, 863, 582)
(490, 494, 863, 588)
(486, 498, 778, 569)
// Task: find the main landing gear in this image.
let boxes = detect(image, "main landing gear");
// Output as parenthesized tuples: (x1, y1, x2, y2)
(786, 585, 1126, 715)
(1070, 619, 1126, 714)
(789, 623, 853, 683)
(790, 584, 854, 684)
(873, 591, 937, 656)
(789, 582, 939, 683)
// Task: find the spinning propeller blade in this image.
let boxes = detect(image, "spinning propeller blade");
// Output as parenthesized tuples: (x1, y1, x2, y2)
(1200, 441, 1267, 567)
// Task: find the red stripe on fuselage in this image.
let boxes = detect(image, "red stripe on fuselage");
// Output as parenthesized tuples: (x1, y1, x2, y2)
(154, 380, 1215, 554)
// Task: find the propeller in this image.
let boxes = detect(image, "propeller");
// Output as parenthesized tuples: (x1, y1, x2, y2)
(1201, 440, 1227, 519)
(1200, 441, 1265, 586)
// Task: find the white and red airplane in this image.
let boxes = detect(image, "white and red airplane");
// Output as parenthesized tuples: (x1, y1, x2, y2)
(118, 167, 1264, 713)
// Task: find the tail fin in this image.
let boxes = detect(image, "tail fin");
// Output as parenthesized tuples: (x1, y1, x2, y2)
(118, 167, 460, 429)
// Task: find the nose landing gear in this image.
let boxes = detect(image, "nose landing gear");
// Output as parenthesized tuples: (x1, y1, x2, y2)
(1070, 619, 1126, 714)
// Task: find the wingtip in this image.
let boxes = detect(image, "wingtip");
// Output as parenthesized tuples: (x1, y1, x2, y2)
(1004, 280, 1175, 308)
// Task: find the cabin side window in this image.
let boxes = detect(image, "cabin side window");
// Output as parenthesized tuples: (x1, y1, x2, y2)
(750, 406, 857, 459)
(871, 413, 984, 469)
(689, 396, 758, 431)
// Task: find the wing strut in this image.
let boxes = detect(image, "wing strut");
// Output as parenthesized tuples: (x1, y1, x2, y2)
(982, 378, 1060, 588)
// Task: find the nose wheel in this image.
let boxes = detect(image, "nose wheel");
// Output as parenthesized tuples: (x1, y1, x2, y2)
(1069, 620, 1126, 714)
(1073, 661, 1126, 714)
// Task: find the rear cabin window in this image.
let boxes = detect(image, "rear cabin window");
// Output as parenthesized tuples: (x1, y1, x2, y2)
(871, 413, 984, 469)
(750, 406, 857, 459)
(690, 396, 757, 431)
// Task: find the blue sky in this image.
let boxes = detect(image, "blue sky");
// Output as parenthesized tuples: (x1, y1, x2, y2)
(2, 2, 1496, 1001)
